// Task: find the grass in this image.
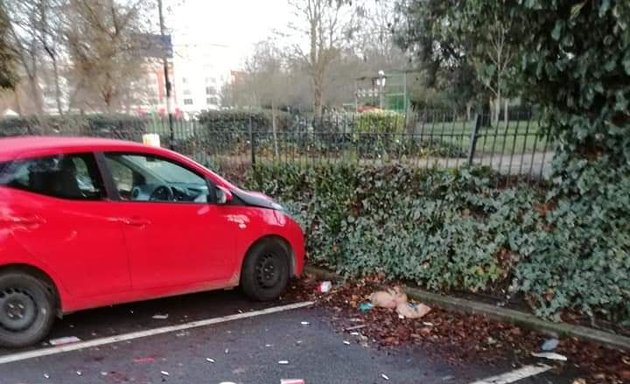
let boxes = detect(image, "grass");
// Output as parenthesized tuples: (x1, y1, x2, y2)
(416, 120, 548, 154)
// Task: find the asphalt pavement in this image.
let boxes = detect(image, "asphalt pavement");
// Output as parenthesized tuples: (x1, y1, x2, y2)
(0, 288, 575, 384)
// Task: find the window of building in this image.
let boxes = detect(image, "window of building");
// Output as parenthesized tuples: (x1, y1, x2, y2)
(205, 86, 216, 95)
(0, 154, 106, 200)
(206, 97, 219, 105)
(183, 99, 194, 105)
(183, 89, 192, 96)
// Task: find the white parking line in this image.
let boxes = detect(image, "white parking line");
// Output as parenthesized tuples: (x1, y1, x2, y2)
(0, 301, 314, 365)
(469, 364, 552, 384)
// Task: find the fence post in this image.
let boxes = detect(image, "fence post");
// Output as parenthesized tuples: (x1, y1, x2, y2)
(249, 116, 256, 167)
(467, 113, 482, 167)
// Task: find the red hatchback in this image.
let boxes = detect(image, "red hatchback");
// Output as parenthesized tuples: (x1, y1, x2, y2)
(0, 136, 305, 347)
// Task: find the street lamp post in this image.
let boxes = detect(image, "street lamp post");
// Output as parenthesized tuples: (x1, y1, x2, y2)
(157, 0, 174, 150)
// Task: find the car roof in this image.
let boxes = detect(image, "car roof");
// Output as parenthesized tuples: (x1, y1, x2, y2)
(0, 136, 159, 161)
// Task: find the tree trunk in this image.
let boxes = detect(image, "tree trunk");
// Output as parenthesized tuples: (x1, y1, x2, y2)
(466, 102, 472, 121)
(13, 88, 22, 115)
(493, 95, 501, 126)
(271, 101, 279, 158)
(28, 35, 43, 114)
(504, 99, 508, 125)
(313, 68, 324, 117)
(28, 74, 44, 115)
(51, 56, 63, 115)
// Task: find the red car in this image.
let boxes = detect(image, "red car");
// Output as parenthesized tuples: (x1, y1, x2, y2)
(0, 136, 305, 347)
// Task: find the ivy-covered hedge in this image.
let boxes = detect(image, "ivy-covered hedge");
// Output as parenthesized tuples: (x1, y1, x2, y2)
(247, 163, 630, 325)
(0, 114, 146, 140)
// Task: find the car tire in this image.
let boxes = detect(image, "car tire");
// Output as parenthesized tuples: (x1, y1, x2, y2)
(0, 272, 56, 348)
(240, 239, 291, 302)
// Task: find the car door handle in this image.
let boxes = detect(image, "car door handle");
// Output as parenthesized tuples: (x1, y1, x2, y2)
(110, 217, 151, 227)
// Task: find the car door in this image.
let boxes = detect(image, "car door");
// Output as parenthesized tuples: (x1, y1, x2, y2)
(0, 152, 131, 299)
(101, 151, 237, 291)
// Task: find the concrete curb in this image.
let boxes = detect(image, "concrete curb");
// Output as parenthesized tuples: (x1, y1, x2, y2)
(304, 265, 630, 351)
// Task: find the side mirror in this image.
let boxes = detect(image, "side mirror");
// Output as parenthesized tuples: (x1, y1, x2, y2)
(215, 186, 233, 205)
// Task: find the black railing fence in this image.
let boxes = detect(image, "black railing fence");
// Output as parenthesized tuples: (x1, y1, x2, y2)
(0, 110, 553, 183)
(146, 110, 552, 183)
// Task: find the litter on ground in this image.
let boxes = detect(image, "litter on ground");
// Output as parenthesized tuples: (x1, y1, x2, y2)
(541, 338, 559, 351)
(133, 356, 156, 364)
(370, 287, 407, 309)
(531, 352, 568, 361)
(49, 336, 81, 346)
(365, 286, 432, 319)
(317, 281, 332, 293)
(344, 324, 367, 331)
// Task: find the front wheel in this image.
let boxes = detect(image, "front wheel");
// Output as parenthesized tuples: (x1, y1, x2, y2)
(0, 273, 56, 348)
(240, 239, 290, 301)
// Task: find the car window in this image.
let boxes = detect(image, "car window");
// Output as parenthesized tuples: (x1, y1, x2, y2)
(0, 153, 106, 200)
(104, 153, 210, 203)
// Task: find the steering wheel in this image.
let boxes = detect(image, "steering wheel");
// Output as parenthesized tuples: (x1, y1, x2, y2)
(149, 185, 174, 201)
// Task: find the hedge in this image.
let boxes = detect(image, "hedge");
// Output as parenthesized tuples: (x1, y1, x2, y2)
(246, 163, 630, 325)
(0, 114, 146, 141)
(193, 110, 467, 160)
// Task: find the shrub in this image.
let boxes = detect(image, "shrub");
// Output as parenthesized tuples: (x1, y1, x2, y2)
(195, 110, 291, 156)
(246, 163, 630, 324)
(0, 114, 146, 141)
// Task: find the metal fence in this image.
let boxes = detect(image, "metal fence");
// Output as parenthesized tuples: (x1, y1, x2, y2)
(145, 110, 553, 183)
(0, 110, 553, 183)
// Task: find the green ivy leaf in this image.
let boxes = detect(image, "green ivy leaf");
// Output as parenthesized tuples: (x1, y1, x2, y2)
(570, 2, 586, 20)
(551, 21, 563, 41)
(599, 0, 611, 17)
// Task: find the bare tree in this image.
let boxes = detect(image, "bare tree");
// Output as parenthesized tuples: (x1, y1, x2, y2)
(472, 13, 516, 125)
(35, 0, 66, 115)
(64, 0, 148, 112)
(0, 0, 17, 91)
(6, 0, 78, 115)
(6, 1, 48, 114)
(241, 40, 293, 156)
(288, 0, 356, 116)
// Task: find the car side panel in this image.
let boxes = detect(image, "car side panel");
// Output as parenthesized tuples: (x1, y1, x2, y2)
(0, 187, 131, 307)
(222, 206, 305, 281)
(60, 206, 303, 313)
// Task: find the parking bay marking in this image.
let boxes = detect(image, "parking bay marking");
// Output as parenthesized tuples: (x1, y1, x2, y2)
(0, 301, 314, 365)
(469, 364, 552, 384)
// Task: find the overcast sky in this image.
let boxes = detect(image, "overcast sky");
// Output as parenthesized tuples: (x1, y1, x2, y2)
(168, 0, 293, 70)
